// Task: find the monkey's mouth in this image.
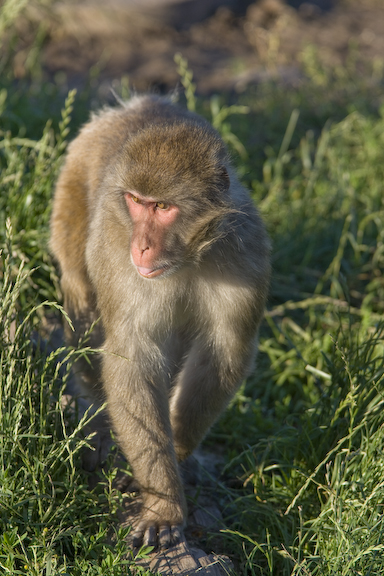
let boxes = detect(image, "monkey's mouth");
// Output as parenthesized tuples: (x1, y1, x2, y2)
(136, 266, 168, 278)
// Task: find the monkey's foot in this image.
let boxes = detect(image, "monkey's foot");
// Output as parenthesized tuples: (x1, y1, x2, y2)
(130, 494, 186, 550)
(132, 522, 183, 549)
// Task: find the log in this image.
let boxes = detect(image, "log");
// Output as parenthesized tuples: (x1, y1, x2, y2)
(119, 458, 234, 576)
(145, 537, 232, 575)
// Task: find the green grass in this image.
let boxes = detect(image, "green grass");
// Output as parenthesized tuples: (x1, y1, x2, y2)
(1, 2, 384, 574)
(0, 228, 156, 575)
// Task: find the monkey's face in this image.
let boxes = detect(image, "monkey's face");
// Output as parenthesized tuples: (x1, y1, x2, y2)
(118, 122, 232, 279)
(125, 190, 181, 279)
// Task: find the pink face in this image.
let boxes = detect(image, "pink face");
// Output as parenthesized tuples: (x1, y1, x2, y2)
(125, 191, 179, 278)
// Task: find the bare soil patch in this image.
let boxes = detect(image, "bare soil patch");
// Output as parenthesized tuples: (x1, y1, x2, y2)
(13, 0, 384, 94)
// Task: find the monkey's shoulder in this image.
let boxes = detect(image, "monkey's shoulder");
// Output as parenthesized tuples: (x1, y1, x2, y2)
(226, 191, 270, 255)
(203, 201, 270, 287)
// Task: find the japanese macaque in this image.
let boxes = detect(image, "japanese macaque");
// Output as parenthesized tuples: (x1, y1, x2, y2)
(50, 94, 270, 548)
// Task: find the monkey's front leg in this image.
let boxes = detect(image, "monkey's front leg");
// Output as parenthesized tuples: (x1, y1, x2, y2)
(169, 337, 256, 462)
(102, 352, 186, 549)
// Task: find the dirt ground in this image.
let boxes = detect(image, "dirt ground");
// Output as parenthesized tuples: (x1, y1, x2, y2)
(13, 0, 384, 94)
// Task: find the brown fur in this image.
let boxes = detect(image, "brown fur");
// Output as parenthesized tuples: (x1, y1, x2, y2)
(50, 95, 271, 548)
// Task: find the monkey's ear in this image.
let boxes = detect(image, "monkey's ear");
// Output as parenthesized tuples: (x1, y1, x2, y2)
(218, 166, 230, 193)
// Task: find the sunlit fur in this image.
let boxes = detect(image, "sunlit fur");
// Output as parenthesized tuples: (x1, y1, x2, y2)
(50, 95, 271, 548)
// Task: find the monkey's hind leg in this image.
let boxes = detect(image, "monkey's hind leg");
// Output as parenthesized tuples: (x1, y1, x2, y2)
(62, 293, 114, 472)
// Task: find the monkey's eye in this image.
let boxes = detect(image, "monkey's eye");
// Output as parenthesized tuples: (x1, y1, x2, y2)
(156, 201, 168, 210)
(131, 195, 140, 203)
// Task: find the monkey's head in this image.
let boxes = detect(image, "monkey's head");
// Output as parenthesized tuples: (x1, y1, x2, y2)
(115, 121, 233, 279)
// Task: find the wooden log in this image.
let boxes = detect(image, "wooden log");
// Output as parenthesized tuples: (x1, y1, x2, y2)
(120, 486, 233, 576)
(145, 537, 232, 575)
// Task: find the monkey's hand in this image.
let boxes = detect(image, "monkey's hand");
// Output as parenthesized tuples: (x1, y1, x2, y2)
(132, 494, 186, 549)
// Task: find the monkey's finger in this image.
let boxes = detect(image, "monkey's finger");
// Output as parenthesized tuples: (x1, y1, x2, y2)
(170, 525, 183, 545)
(158, 525, 172, 549)
(144, 525, 157, 547)
(132, 523, 146, 548)
(131, 534, 142, 548)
